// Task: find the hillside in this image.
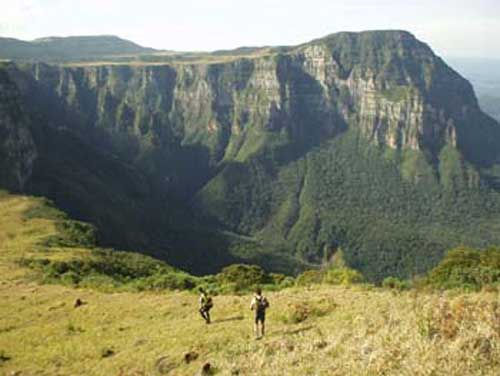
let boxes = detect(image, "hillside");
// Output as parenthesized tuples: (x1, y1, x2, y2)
(2, 31, 500, 280)
(0, 192, 498, 375)
(0, 35, 156, 62)
(447, 58, 500, 121)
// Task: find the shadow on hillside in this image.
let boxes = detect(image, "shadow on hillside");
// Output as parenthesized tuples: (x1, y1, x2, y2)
(212, 315, 244, 324)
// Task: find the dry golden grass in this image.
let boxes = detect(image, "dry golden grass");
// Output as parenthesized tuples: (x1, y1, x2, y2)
(0, 194, 499, 375)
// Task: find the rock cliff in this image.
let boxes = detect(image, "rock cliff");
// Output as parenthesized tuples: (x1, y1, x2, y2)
(2, 31, 500, 278)
(0, 65, 37, 191)
(15, 32, 494, 175)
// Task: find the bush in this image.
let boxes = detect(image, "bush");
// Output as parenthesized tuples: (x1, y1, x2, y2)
(295, 270, 324, 286)
(55, 220, 97, 247)
(269, 272, 287, 285)
(425, 247, 500, 290)
(132, 272, 196, 291)
(278, 276, 295, 289)
(18, 248, 201, 292)
(39, 221, 97, 248)
(216, 264, 270, 292)
(324, 267, 364, 285)
(382, 276, 411, 290)
(60, 271, 81, 285)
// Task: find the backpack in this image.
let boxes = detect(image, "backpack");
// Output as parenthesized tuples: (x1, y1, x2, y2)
(256, 296, 269, 311)
(205, 296, 213, 309)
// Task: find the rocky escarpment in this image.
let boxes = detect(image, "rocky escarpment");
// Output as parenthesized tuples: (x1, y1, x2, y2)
(13, 32, 492, 178)
(2, 30, 500, 279)
(0, 66, 37, 191)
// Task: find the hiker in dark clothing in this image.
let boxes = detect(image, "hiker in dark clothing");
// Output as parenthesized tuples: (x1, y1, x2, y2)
(198, 287, 213, 324)
(250, 287, 269, 339)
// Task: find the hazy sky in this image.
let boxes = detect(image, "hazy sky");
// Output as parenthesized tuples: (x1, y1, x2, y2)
(0, 0, 499, 58)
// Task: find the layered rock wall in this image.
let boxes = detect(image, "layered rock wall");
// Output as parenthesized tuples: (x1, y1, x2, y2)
(14, 31, 477, 173)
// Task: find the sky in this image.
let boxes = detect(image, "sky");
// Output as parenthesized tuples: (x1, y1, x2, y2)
(0, 0, 499, 58)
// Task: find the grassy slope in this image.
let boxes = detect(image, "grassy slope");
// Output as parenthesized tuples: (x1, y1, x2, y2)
(0, 193, 499, 375)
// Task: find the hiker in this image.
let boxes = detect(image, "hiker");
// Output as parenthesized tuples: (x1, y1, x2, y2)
(198, 287, 213, 324)
(250, 287, 269, 339)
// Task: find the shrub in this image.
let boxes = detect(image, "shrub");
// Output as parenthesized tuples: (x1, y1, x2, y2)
(382, 276, 411, 291)
(56, 220, 97, 247)
(17, 249, 201, 292)
(278, 276, 295, 289)
(269, 272, 287, 285)
(324, 267, 364, 285)
(216, 264, 269, 292)
(60, 271, 81, 285)
(133, 272, 196, 291)
(39, 221, 97, 248)
(425, 247, 500, 290)
(295, 270, 324, 286)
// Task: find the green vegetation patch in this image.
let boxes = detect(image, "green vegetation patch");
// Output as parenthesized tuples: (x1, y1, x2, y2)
(382, 276, 411, 291)
(324, 267, 364, 285)
(381, 85, 413, 102)
(296, 264, 364, 287)
(23, 198, 68, 221)
(18, 248, 197, 292)
(425, 247, 500, 290)
(214, 263, 291, 294)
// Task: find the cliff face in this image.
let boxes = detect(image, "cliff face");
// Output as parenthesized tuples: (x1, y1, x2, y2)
(15, 32, 488, 177)
(2, 30, 500, 278)
(0, 66, 37, 191)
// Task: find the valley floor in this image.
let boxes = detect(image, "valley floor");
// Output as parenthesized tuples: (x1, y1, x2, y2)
(0, 195, 499, 375)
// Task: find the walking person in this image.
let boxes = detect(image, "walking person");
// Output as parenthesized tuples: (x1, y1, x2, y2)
(250, 287, 269, 339)
(198, 287, 213, 324)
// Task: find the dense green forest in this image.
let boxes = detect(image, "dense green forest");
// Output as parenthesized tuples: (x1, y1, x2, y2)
(196, 129, 500, 281)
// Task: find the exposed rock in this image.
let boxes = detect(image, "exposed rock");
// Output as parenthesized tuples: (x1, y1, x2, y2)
(0, 351, 11, 363)
(12, 31, 477, 172)
(195, 362, 212, 376)
(183, 351, 199, 364)
(74, 298, 85, 308)
(100, 347, 114, 358)
(314, 340, 328, 350)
